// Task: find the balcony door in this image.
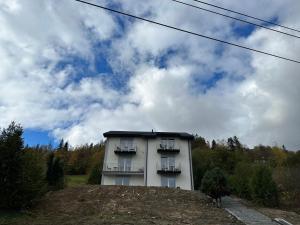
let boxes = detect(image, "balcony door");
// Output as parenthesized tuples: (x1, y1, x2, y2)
(160, 138, 175, 149)
(120, 138, 133, 151)
(161, 155, 175, 170)
(161, 176, 176, 188)
(118, 157, 132, 171)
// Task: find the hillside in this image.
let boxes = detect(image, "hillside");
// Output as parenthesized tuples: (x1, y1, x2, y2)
(2, 185, 242, 225)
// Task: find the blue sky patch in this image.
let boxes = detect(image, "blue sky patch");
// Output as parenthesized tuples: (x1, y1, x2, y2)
(23, 129, 55, 147)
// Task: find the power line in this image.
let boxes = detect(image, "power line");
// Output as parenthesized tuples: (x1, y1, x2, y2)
(190, 0, 300, 34)
(170, 0, 300, 39)
(73, 0, 300, 64)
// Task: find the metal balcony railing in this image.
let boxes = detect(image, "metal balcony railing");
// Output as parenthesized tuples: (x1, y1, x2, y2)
(156, 163, 181, 175)
(102, 162, 144, 175)
(157, 143, 180, 153)
(114, 145, 137, 154)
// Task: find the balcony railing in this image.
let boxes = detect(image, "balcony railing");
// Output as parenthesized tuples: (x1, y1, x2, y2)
(102, 162, 144, 175)
(157, 144, 180, 153)
(114, 146, 137, 154)
(156, 163, 181, 175)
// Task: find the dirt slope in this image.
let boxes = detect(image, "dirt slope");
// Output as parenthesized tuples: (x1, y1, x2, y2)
(5, 185, 242, 225)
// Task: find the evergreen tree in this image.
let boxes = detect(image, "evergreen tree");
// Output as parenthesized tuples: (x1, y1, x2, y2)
(0, 122, 24, 209)
(201, 167, 229, 207)
(46, 152, 64, 189)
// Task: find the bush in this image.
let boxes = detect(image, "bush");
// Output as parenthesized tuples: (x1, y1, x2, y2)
(201, 167, 229, 207)
(251, 165, 279, 207)
(46, 153, 64, 190)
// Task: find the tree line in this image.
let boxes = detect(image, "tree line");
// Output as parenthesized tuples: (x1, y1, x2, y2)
(192, 135, 300, 208)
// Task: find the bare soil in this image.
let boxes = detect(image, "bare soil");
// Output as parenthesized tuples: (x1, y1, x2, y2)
(2, 185, 242, 225)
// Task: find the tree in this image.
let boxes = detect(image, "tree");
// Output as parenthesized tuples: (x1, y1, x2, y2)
(18, 149, 47, 207)
(46, 152, 64, 190)
(211, 140, 217, 150)
(227, 137, 235, 151)
(251, 165, 279, 207)
(230, 162, 253, 199)
(0, 122, 24, 209)
(87, 149, 104, 184)
(201, 167, 229, 207)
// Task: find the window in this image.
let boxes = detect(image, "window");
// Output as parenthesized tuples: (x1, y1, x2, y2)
(118, 157, 131, 171)
(161, 176, 176, 188)
(120, 138, 133, 150)
(115, 176, 130, 185)
(160, 138, 175, 149)
(161, 156, 175, 170)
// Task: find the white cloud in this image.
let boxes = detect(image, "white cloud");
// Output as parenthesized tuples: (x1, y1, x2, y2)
(0, 0, 300, 150)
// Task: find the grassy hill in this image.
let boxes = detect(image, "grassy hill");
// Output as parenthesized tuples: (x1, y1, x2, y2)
(1, 185, 242, 225)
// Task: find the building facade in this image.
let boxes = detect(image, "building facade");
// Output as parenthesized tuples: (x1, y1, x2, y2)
(101, 131, 194, 190)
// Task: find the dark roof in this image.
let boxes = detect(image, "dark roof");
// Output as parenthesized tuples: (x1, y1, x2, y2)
(103, 131, 194, 140)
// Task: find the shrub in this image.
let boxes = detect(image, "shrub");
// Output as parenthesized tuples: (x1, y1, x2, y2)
(201, 167, 229, 207)
(251, 165, 279, 207)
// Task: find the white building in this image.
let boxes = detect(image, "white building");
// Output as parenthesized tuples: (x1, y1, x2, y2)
(101, 131, 194, 190)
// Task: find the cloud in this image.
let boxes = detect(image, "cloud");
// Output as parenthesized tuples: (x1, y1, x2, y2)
(0, 0, 300, 150)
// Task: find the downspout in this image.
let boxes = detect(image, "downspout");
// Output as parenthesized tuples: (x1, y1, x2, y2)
(145, 138, 148, 186)
(101, 138, 109, 185)
(188, 140, 194, 190)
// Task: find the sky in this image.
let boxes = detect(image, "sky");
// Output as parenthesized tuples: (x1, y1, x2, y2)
(0, 0, 300, 149)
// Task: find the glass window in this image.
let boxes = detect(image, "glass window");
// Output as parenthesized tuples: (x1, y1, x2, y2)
(118, 157, 131, 171)
(161, 176, 176, 188)
(161, 176, 168, 187)
(160, 138, 168, 148)
(115, 176, 130, 185)
(161, 155, 175, 170)
(115, 177, 122, 185)
(168, 177, 176, 188)
(168, 139, 175, 149)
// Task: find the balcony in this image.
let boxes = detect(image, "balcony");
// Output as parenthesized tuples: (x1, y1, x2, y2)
(156, 163, 181, 175)
(114, 146, 137, 155)
(157, 144, 180, 154)
(102, 163, 144, 176)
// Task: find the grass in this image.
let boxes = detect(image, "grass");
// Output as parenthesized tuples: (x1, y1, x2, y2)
(66, 175, 88, 187)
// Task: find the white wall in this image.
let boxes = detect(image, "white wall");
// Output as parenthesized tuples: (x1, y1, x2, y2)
(147, 138, 192, 190)
(102, 137, 146, 186)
